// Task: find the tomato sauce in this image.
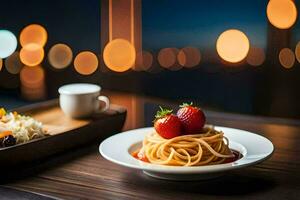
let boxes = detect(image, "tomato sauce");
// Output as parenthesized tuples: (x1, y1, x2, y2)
(132, 150, 149, 163)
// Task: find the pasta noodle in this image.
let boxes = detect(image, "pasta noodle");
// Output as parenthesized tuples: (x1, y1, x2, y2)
(137, 126, 234, 166)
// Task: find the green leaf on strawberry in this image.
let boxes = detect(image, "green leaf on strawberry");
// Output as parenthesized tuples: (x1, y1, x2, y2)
(155, 106, 173, 119)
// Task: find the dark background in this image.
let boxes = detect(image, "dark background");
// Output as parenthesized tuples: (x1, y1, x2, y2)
(0, 0, 299, 119)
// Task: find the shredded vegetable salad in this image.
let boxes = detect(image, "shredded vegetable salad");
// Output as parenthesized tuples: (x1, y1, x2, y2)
(0, 108, 47, 147)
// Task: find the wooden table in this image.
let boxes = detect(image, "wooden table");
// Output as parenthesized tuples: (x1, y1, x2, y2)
(1, 91, 300, 200)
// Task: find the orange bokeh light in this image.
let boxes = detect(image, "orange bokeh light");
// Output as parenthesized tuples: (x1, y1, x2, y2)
(20, 24, 47, 47)
(134, 51, 153, 71)
(246, 47, 265, 66)
(158, 48, 181, 70)
(74, 51, 98, 75)
(177, 47, 201, 68)
(103, 39, 136, 72)
(48, 43, 73, 69)
(20, 65, 46, 100)
(279, 48, 295, 69)
(20, 44, 45, 67)
(20, 65, 45, 88)
(216, 29, 250, 63)
(267, 0, 297, 29)
(5, 52, 23, 74)
(0, 58, 2, 71)
(295, 42, 300, 63)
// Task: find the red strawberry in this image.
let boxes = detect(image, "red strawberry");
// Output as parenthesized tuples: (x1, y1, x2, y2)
(177, 103, 206, 134)
(154, 107, 182, 139)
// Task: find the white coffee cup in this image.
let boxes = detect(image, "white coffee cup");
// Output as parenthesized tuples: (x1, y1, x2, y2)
(58, 83, 110, 118)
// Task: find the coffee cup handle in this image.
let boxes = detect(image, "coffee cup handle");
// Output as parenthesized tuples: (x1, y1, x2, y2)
(97, 96, 110, 112)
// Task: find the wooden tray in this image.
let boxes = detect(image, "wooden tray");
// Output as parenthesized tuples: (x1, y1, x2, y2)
(0, 99, 126, 167)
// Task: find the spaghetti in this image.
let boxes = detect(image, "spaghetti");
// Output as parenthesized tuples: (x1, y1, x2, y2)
(136, 126, 235, 166)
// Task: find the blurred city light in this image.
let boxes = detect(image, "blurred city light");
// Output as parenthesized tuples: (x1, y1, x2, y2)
(177, 47, 201, 68)
(295, 42, 300, 63)
(246, 47, 265, 66)
(20, 43, 45, 66)
(48, 43, 73, 69)
(267, 0, 297, 29)
(20, 24, 47, 47)
(279, 48, 295, 69)
(158, 48, 182, 70)
(74, 51, 98, 75)
(0, 30, 17, 58)
(216, 29, 250, 63)
(20, 65, 45, 88)
(134, 51, 153, 71)
(5, 52, 23, 74)
(103, 39, 136, 72)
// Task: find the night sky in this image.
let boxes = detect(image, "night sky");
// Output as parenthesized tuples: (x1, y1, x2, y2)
(142, 0, 268, 50)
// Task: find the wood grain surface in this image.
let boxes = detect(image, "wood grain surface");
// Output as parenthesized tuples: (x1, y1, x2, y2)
(1, 91, 300, 200)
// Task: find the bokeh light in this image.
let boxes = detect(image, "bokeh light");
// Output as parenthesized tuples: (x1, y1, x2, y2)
(0, 30, 17, 58)
(295, 41, 300, 63)
(158, 48, 181, 70)
(20, 24, 47, 47)
(5, 52, 23, 74)
(20, 65, 46, 100)
(20, 43, 45, 66)
(267, 0, 297, 29)
(74, 51, 98, 75)
(246, 47, 266, 66)
(216, 29, 250, 63)
(0, 58, 2, 71)
(134, 51, 153, 71)
(48, 43, 73, 69)
(20, 65, 46, 101)
(103, 39, 136, 72)
(20, 65, 45, 88)
(177, 47, 201, 68)
(279, 48, 295, 69)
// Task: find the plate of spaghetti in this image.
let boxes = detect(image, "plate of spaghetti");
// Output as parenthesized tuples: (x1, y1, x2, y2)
(100, 103, 274, 180)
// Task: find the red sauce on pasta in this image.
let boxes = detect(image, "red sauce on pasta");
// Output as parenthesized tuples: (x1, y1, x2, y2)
(132, 150, 149, 163)
(132, 149, 242, 164)
(222, 150, 242, 163)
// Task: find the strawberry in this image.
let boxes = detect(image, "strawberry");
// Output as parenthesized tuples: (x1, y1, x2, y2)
(154, 107, 182, 139)
(177, 103, 206, 134)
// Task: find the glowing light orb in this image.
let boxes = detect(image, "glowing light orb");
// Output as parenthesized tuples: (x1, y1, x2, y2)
(20, 24, 47, 47)
(20, 65, 46, 101)
(158, 48, 180, 70)
(279, 48, 295, 69)
(246, 47, 265, 66)
(134, 51, 153, 71)
(20, 43, 45, 67)
(103, 39, 136, 72)
(216, 29, 250, 63)
(48, 43, 73, 69)
(5, 52, 23, 74)
(0, 30, 17, 58)
(74, 51, 98, 75)
(295, 41, 300, 63)
(20, 65, 45, 88)
(267, 0, 297, 29)
(177, 47, 201, 68)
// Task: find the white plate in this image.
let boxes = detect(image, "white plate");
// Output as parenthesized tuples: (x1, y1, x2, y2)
(99, 126, 274, 180)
